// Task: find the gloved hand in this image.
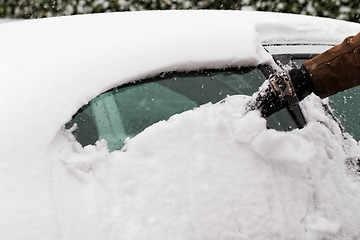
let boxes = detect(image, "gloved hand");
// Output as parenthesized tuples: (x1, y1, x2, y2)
(248, 65, 317, 117)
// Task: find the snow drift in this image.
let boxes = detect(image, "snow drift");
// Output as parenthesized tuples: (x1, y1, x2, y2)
(48, 95, 360, 240)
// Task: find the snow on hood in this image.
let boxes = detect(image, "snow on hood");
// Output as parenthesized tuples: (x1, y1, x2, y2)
(44, 96, 360, 239)
(1, 11, 360, 239)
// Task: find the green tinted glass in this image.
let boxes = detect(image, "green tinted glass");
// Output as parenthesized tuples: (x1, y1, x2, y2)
(293, 59, 360, 141)
(329, 88, 360, 141)
(66, 68, 297, 151)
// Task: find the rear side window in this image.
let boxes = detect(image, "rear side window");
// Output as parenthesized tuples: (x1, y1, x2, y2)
(66, 68, 298, 151)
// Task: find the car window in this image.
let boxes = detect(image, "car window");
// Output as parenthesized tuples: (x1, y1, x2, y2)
(328, 88, 360, 141)
(293, 59, 360, 141)
(66, 68, 298, 151)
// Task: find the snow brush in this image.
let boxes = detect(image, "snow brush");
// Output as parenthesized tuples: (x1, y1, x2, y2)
(246, 71, 300, 118)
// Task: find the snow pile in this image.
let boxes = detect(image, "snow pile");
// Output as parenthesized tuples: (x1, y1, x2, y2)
(48, 95, 360, 240)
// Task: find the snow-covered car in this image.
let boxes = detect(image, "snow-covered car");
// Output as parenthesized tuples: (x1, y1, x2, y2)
(1, 11, 360, 239)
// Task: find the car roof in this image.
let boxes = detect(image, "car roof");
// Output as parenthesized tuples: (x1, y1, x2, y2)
(0, 10, 359, 161)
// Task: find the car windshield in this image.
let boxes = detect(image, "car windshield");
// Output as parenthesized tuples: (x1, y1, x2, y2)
(66, 68, 298, 151)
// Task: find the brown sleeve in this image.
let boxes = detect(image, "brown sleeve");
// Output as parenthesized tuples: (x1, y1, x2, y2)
(303, 32, 360, 98)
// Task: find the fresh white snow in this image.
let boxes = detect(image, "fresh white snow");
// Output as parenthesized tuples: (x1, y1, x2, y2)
(47, 95, 360, 240)
(0, 18, 23, 24)
(0, 11, 360, 239)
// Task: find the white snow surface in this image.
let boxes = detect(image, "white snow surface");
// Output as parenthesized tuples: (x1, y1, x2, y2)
(49, 96, 360, 239)
(1, 11, 360, 239)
